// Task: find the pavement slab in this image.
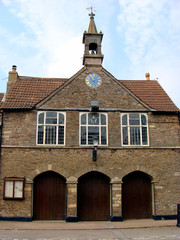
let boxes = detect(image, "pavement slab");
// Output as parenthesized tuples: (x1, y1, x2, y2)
(0, 219, 177, 230)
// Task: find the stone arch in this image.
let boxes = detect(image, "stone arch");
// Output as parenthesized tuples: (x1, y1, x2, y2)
(27, 164, 68, 182)
(120, 165, 157, 182)
(75, 165, 112, 181)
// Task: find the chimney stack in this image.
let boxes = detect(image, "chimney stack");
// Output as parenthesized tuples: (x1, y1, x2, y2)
(12, 65, 17, 72)
(145, 73, 150, 81)
(7, 65, 18, 92)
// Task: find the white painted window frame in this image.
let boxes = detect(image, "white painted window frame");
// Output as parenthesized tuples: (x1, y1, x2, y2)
(79, 112, 108, 146)
(36, 111, 66, 146)
(121, 113, 149, 146)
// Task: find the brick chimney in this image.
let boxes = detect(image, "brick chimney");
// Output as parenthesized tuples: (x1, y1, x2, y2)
(7, 65, 18, 92)
(145, 73, 150, 81)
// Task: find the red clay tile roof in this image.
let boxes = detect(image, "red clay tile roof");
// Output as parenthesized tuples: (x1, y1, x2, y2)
(1, 76, 67, 109)
(0, 93, 4, 106)
(119, 80, 179, 111)
(1, 75, 179, 111)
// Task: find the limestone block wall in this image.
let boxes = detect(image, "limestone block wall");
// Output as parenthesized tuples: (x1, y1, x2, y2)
(0, 147, 179, 218)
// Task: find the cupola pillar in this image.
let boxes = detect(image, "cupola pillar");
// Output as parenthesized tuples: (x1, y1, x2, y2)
(82, 11, 104, 66)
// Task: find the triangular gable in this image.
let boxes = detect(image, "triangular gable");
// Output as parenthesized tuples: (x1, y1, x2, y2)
(36, 66, 150, 111)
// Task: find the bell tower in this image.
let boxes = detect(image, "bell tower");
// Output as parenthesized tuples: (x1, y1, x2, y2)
(82, 10, 104, 66)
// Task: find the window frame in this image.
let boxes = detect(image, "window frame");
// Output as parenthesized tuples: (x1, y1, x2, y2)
(79, 112, 108, 146)
(4, 178, 25, 200)
(121, 113, 149, 146)
(36, 111, 66, 146)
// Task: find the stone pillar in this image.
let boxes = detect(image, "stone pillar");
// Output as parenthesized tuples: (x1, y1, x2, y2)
(110, 177, 123, 221)
(26, 179, 33, 221)
(66, 177, 78, 222)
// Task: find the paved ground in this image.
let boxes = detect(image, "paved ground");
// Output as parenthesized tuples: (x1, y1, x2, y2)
(0, 219, 179, 240)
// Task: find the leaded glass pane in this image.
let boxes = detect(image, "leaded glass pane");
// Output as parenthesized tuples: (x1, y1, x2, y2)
(58, 126, 64, 144)
(81, 114, 86, 125)
(46, 112, 57, 118)
(88, 126, 99, 145)
(141, 114, 147, 125)
(14, 181, 23, 198)
(45, 126, 56, 144)
(142, 127, 148, 145)
(46, 112, 57, 124)
(129, 114, 140, 125)
(123, 127, 128, 145)
(122, 114, 127, 125)
(5, 181, 13, 198)
(101, 127, 107, 145)
(130, 127, 140, 145)
(81, 126, 86, 145)
(58, 113, 64, 124)
(38, 113, 44, 124)
(101, 114, 106, 125)
(38, 126, 44, 144)
(88, 113, 99, 125)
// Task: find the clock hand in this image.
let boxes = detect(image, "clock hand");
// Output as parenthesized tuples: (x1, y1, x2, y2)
(91, 76, 95, 81)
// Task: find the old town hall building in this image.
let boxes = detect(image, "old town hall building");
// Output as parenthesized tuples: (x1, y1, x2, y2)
(0, 12, 179, 222)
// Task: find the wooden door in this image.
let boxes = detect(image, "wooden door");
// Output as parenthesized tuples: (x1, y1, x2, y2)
(33, 171, 66, 220)
(77, 171, 110, 221)
(122, 171, 152, 219)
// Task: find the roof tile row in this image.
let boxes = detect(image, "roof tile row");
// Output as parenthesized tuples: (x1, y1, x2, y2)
(0, 76, 179, 112)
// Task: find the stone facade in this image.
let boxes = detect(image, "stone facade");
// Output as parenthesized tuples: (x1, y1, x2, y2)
(0, 13, 179, 222)
(0, 67, 179, 220)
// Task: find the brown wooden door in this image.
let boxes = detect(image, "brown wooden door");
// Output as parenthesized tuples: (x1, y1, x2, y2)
(33, 171, 66, 220)
(122, 171, 152, 219)
(77, 171, 110, 221)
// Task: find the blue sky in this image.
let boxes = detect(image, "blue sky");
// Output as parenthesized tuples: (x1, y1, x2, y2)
(0, 0, 179, 108)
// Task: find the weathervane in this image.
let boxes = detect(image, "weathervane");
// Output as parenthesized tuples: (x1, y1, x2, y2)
(86, 6, 96, 17)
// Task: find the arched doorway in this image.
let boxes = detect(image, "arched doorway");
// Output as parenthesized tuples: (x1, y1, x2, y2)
(33, 171, 66, 220)
(77, 171, 110, 221)
(122, 171, 152, 219)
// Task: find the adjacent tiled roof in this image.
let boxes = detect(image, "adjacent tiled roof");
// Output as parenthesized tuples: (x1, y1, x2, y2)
(0, 93, 4, 106)
(1, 75, 179, 112)
(120, 80, 179, 111)
(1, 77, 67, 109)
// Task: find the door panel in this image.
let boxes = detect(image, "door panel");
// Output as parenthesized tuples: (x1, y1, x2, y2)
(33, 171, 66, 220)
(78, 171, 110, 221)
(122, 171, 152, 219)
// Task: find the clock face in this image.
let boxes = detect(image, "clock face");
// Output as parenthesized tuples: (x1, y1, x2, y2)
(85, 73, 102, 88)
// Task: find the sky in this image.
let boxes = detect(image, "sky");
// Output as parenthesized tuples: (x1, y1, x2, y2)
(0, 0, 179, 108)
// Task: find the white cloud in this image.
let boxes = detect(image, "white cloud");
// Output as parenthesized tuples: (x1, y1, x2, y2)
(117, 0, 180, 107)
